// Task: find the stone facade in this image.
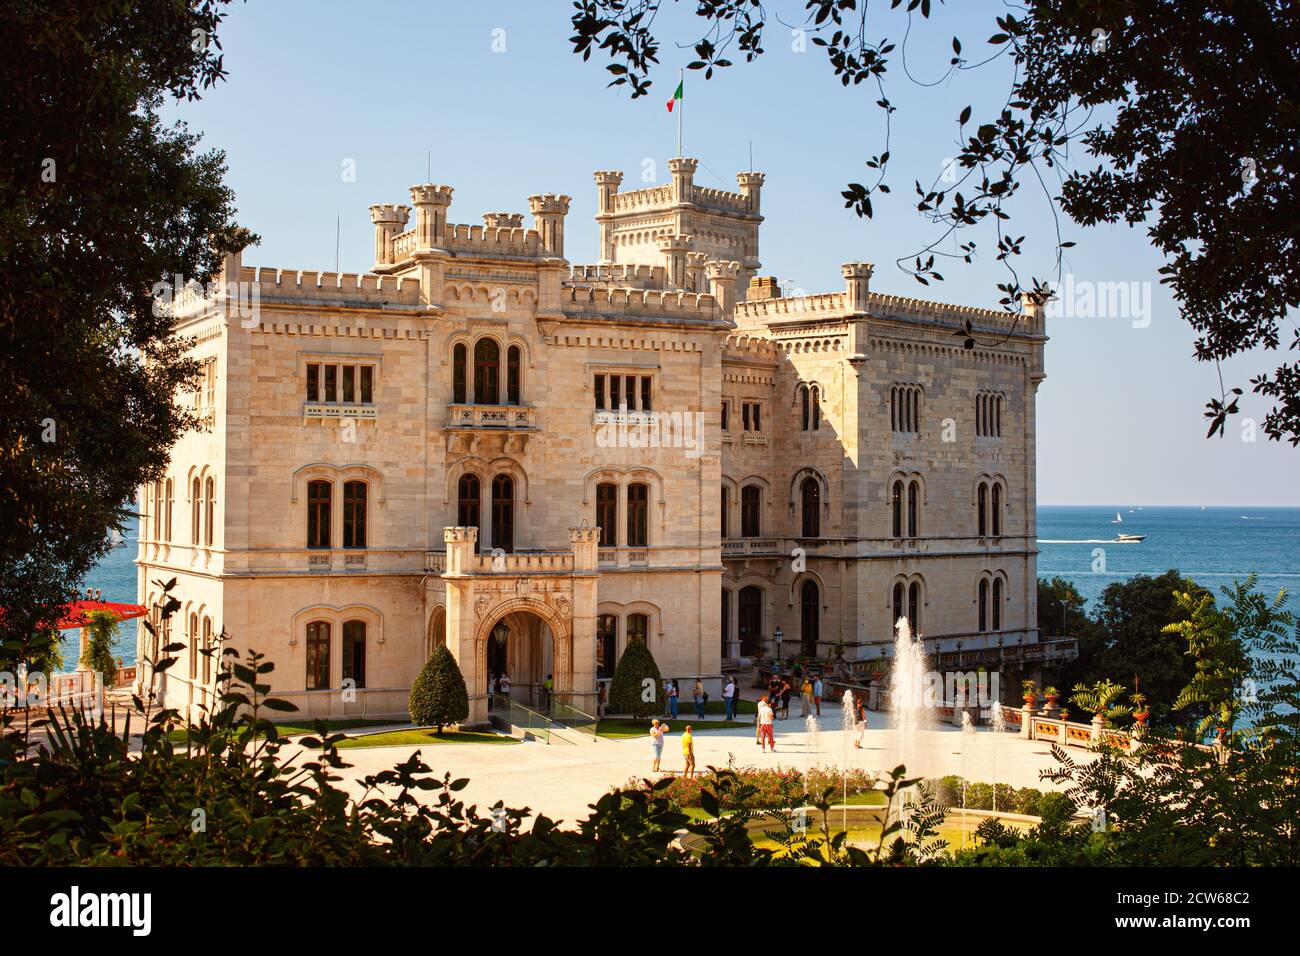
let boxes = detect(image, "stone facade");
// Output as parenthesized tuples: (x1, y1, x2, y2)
(137, 159, 1049, 724)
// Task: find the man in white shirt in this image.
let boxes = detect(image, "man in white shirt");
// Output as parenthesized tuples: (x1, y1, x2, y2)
(723, 676, 736, 721)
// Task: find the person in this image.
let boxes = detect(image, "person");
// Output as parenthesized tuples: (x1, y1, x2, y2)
(649, 718, 667, 772)
(755, 695, 765, 745)
(597, 681, 608, 719)
(757, 696, 776, 752)
(779, 678, 792, 720)
(487, 671, 496, 711)
(667, 679, 680, 719)
(723, 675, 737, 721)
(800, 676, 813, 717)
(854, 695, 870, 748)
(692, 678, 705, 720)
(813, 674, 824, 717)
(498, 672, 511, 698)
(682, 724, 696, 778)
(543, 673, 554, 710)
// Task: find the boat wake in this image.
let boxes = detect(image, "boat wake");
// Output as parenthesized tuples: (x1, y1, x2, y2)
(1037, 538, 1124, 544)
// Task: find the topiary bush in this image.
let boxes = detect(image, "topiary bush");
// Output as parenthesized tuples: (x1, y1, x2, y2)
(408, 645, 469, 734)
(609, 637, 662, 718)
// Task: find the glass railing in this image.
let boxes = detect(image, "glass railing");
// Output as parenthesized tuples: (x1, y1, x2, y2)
(548, 696, 599, 742)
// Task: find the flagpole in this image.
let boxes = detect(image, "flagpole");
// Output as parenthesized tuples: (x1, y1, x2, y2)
(677, 68, 683, 158)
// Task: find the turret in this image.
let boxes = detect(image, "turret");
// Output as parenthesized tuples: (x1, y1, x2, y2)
(669, 157, 698, 204)
(594, 170, 624, 214)
(842, 262, 874, 313)
(528, 193, 571, 257)
(369, 203, 411, 267)
(483, 212, 525, 229)
(659, 234, 694, 290)
(737, 171, 765, 214)
(410, 184, 453, 249)
(706, 260, 742, 315)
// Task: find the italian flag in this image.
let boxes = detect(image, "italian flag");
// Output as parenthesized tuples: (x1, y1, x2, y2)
(666, 78, 683, 112)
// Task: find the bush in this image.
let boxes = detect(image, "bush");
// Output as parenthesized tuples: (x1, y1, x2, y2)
(629, 765, 879, 813)
(79, 610, 118, 685)
(609, 637, 662, 718)
(408, 645, 469, 733)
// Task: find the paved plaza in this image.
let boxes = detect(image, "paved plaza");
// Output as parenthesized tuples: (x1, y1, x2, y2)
(296, 699, 1099, 826)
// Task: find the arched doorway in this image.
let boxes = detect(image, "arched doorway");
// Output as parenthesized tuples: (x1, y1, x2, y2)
(427, 606, 446, 658)
(483, 608, 556, 710)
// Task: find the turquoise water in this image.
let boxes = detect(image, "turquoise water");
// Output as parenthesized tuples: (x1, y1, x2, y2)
(1037, 506, 1300, 617)
(71, 507, 1300, 666)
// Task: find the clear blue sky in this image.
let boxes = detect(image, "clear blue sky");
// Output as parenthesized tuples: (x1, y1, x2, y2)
(165, 0, 1299, 506)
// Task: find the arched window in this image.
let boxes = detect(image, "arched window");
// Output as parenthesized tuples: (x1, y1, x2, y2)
(978, 579, 989, 632)
(596, 482, 618, 547)
(626, 482, 649, 547)
(597, 614, 618, 679)
(720, 587, 731, 657)
(977, 482, 988, 536)
(907, 480, 919, 537)
(991, 482, 1003, 537)
(995, 395, 1003, 437)
(457, 474, 481, 540)
(201, 617, 212, 684)
(992, 577, 1003, 631)
(306, 621, 330, 690)
(152, 481, 162, 539)
(800, 579, 820, 656)
(908, 581, 921, 633)
(741, 485, 761, 538)
(891, 481, 904, 538)
(720, 486, 729, 539)
(811, 386, 821, 431)
(307, 480, 331, 549)
(491, 474, 514, 552)
(474, 339, 500, 404)
(343, 480, 367, 548)
(203, 477, 215, 547)
(506, 345, 521, 405)
(191, 477, 201, 544)
(164, 479, 173, 542)
(800, 385, 810, 431)
(738, 586, 762, 656)
(452, 343, 467, 404)
(801, 477, 820, 537)
(342, 620, 366, 689)
(892, 582, 906, 628)
(626, 613, 648, 644)
(188, 612, 198, 680)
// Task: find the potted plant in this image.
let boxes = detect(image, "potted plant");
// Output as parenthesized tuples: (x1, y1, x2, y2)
(1021, 679, 1037, 705)
(1043, 686, 1060, 704)
(1059, 707, 1070, 723)
(1130, 691, 1149, 726)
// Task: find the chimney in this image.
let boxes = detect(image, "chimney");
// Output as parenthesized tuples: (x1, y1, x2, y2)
(746, 275, 783, 301)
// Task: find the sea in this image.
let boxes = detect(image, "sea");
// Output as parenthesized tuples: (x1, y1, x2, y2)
(68, 506, 1300, 666)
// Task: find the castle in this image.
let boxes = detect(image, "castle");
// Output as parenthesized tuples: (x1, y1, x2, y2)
(137, 157, 1066, 724)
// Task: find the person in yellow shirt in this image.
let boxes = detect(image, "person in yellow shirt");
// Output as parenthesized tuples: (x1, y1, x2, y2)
(800, 677, 813, 717)
(681, 725, 696, 778)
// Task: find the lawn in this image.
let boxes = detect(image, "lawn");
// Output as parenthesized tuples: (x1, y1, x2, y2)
(335, 729, 517, 749)
(168, 718, 395, 744)
(596, 718, 753, 739)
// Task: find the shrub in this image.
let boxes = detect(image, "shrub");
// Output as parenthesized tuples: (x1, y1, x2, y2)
(609, 637, 662, 718)
(408, 645, 469, 733)
(79, 610, 118, 685)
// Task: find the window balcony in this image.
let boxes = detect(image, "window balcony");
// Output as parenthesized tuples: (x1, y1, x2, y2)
(303, 402, 377, 422)
(721, 537, 781, 557)
(446, 404, 537, 453)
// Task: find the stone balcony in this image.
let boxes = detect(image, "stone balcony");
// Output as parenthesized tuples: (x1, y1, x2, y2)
(445, 403, 537, 453)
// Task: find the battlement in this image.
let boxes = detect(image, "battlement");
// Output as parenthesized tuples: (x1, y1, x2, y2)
(724, 332, 780, 357)
(561, 285, 719, 323)
(735, 291, 849, 321)
(610, 184, 674, 213)
(567, 263, 667, 289)
(241, 266, 420, 306)
(444, 222, 544, 257)
(690, 185, 752, 214)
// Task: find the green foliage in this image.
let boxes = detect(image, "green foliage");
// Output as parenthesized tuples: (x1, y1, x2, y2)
(608, 636, 662, 718)
(78, 610, 119, 685)
(1164, 581, 1256, 741)
(1069, 679, 1131, 726)
(0, 0, 256, 653)
(631, 764, 880, 813)
(408, 645, 469, 734)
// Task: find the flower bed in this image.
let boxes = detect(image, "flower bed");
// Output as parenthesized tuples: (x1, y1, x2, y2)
(624, 764, 880, 812)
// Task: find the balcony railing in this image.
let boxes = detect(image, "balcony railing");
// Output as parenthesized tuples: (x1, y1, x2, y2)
(447, 404, 536, 429)
(721, 537, 781, 557)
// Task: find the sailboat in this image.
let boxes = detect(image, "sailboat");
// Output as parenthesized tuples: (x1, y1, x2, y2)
(1112, 512, 1123, 523)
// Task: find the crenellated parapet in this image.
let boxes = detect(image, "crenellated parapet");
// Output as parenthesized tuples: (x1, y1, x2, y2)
(483, 212, 525, 229)
(567, 263, 668, 289)
(443, 223, 543, 257)
(245, 266, 421, 307)
(561, 285, 719, 323)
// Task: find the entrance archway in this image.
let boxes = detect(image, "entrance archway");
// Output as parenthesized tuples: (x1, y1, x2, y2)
(478, 601, 567, 711)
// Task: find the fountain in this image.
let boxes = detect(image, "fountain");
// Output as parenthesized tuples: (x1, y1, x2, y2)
(804, 713, 822, 764)
(841, 688, 855, 833)
(989, 701, 1006, 813)
(888, 615, 932, 779)
(960, 710, 976, 847)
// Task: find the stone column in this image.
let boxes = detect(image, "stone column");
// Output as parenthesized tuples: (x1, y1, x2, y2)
(368, 203, 411, 268)
(568, 526, 601, 711)
(1090, 713, 1105, 748)
(1019, 699, 1034, 739)
(443, 527, 484, 725)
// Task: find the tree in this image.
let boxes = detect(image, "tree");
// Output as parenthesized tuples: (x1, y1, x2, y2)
(408, 645, 469, 734)
(1058, 571, 1211, 728)
(1036, 577, 1094, 641)
(78, 610, 119, 686)
(608, 636, 663, 718)
(567, 1, 1300, 444)
(0, 1, 255, 657)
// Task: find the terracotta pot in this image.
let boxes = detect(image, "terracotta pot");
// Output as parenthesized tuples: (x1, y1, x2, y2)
(1022, 694, 1037, 705)
(1133, 711, 1149, 725)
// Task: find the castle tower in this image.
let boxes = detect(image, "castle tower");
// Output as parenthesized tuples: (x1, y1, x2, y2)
(369, 204, 411, 268)
(410, 184, 453, 249)
(528, 193, 572, 257)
